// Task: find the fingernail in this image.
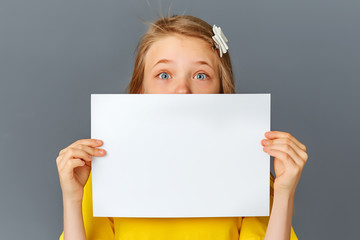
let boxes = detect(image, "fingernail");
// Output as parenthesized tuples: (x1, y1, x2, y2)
(99, 149, 105, 154)
(97, 140, 102, 144)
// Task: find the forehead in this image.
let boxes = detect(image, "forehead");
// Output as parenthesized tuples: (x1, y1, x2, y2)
(144, 34, 218, 68)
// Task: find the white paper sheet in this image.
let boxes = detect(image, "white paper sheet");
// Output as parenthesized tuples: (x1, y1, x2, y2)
(91, 94, 271, 218)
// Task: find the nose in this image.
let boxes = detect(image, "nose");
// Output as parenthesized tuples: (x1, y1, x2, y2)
(173, 77, 191, 94)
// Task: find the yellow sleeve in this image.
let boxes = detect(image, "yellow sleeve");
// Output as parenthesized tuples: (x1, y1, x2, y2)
(239, 173, 298, 240)
(59, 171, 115, 240)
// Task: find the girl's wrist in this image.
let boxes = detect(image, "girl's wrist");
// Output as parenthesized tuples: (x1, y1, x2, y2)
(274, 189, 295, 200)
(273, 190, 295, 210)
(273, 182, 296, 199)
(63, 193, 84, 205)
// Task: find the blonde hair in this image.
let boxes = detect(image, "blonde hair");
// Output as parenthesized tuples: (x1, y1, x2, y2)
(126, 15, 236, 94)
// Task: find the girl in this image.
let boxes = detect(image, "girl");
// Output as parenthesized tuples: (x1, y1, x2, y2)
(57, 15, 308, 240)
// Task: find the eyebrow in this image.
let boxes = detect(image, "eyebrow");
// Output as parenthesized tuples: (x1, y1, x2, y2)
(152, 59, 214, 70)
(152, 59, 174, 69)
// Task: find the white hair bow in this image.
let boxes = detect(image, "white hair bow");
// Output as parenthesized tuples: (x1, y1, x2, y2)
(212, 25, 229, 57)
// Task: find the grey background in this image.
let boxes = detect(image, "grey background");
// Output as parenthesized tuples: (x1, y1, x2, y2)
(0, 0, 359, 239)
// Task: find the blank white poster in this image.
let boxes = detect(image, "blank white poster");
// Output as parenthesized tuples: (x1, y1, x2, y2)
(91, 94, 271, 218)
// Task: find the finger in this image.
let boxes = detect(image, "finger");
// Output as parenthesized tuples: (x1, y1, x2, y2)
(262, 138, 308, 160)
(58, 139, 103, 157)
(265, 131, 307, 152)
(73, 138, 103, 147)
(58, 148, 88, 171)
(59, 146, 105, 171)
(61, 158, 86, 177)
(264, 143, 305, 168)
(75, 144, 106, 157)
(263, 147, 297, 170)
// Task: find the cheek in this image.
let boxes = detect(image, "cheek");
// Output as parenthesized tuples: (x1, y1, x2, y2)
(141, 77, 149, 93)
(142, 65, 156, 93)
(214, 78, 222, 92)
(193, 79, 221, 93)
(142, 74, 157, 93)
(142, 77, 167, 94)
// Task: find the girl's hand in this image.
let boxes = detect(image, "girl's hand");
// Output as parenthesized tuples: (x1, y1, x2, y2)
(261, 131, 308, 196)
(56, 139, 106, 202)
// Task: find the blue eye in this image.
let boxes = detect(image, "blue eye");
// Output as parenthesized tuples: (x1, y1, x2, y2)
(194, 73, 208, 80)
(158, 72, 171, 79)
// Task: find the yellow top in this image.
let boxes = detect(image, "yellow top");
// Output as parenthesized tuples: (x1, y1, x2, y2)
(59, 172, 298, 240)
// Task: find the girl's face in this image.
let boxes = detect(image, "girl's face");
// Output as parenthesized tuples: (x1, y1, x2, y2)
(142, 34, 221, 94)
